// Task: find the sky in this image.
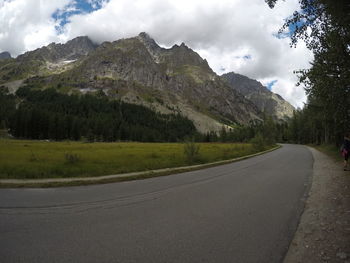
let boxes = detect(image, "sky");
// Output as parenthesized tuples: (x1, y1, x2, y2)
(0, 0, 314, 108)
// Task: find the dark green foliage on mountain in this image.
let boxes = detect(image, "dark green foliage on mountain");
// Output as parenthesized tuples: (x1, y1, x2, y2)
(199, 114, 285, 146)
(0, 36, 96, 84)
(0, 58, 40, 83)
(7, 87, 196, 142)
(0, 33, 264, 130)
(0, 87, 16, 129)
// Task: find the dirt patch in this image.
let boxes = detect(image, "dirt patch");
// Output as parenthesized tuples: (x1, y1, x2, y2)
(284, 147, 350, 263)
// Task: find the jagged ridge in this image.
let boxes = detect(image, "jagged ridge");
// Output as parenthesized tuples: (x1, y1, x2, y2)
(0, 33, 267, 132)
(221, 72, 295, 120)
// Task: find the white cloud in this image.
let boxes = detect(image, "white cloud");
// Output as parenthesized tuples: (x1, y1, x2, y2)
(0, 0, 314, 108)
(0, 0, 71, 54)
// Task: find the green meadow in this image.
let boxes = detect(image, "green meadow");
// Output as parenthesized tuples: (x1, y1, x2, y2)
(0, 139, 271, 179)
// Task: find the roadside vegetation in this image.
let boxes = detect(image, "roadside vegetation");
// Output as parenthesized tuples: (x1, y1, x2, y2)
(0, 139, 275, 179)
(312, 144, 343, 162)
(266, 0, 349, 146)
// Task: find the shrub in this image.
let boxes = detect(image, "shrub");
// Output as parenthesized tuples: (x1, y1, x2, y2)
(250, 133, 266, 152)
(64, 152, 81, 164)
(184, 140, 200, 164)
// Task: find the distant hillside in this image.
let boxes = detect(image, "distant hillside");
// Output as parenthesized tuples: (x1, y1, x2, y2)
(0, 33, 266, 133)
(221, 72, 295, 120)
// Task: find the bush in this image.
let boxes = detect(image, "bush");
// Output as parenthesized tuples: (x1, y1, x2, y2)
(250, 133, 266, 152)
(64, 152, 81, 164)
(184, 140, 200, 164)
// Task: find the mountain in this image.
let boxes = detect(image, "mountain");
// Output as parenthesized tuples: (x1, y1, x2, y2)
(221, 72, 295, 120)
(0, 52, 11, 60)
(18, 36, 97, 62)
(0, 36, 97, 83)
(0, 33, 264, 133)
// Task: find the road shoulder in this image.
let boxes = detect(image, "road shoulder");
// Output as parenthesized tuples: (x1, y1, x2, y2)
(284, 147, 350, 263)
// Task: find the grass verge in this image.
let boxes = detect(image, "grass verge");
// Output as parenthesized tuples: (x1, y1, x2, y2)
(0, 139, 280, 187)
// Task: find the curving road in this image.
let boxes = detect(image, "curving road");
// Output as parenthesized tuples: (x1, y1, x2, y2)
(0, 144, 313, 263)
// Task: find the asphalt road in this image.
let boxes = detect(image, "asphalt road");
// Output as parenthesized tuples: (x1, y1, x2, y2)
(0, 144, 313, 263)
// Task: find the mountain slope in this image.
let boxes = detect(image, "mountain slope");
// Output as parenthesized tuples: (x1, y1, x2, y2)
(0, 36, 97, 83)
(70, 33, 262, 128)
(0, 33, 263, 133)
(221, 72, 295, 120)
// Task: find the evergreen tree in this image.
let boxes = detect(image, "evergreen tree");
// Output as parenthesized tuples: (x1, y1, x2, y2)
(8, 87, 197, 142)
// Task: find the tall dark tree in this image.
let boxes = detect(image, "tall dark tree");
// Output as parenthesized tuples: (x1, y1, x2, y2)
(266, 0, 350, 144)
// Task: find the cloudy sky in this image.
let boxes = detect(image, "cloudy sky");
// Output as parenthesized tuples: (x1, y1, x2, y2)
(0, 0, 313, 108)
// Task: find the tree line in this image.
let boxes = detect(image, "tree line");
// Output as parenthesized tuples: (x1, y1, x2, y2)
(0, 85, 300, 146)
(0, 86, 291, 146)
(265, 0, 350, 145)
(0, 87, 196, 142)
(197, 115, 287, 147)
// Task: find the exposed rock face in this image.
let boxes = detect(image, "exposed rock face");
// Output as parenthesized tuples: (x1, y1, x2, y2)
(0, 33, 269, 132)
(70, 33, 262, 127)
(221, 72, 295, 120)
(137, 32, 164, 63)
(0, 51, 11, 60)
(18, 36, 97, 62)
(0, 36, 98, 85)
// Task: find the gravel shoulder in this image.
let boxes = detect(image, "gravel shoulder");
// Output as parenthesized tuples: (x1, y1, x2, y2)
(284, 147, 350, 263)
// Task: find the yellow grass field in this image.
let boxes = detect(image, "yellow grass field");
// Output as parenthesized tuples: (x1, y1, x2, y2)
(0, 139, 270, 179)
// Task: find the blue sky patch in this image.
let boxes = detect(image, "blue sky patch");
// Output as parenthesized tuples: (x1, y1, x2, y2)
(266, 80, 278, 90)
(53, 0, 108, 33)
(274, 14, 308, 39)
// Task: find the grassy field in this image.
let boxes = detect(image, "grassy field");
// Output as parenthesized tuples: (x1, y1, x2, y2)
(0, 139, 272, 179)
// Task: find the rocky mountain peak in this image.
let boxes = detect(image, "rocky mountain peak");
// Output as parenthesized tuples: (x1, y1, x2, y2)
(137, 32, 163, 62)
(137, 32, 159, 49)
(180, 42, 188, 48)
(222, 72, 264, 95)
(138, 32, 153, 42)
(136, 33, 211, 72)
(0, 34, 275, 132)
(166, 42, 211, 73)
(59, 36, 97, 59)
(221, 72, 295, 120)
(171, 42, 188, 49)
(0, 51, 11, 60)
(66, 36, 96, 48)
(18, 36, 97, 63)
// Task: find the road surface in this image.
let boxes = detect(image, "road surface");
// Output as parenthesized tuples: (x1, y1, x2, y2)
(0, 144, 313, 263)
